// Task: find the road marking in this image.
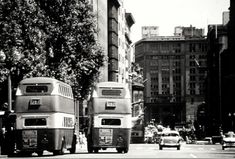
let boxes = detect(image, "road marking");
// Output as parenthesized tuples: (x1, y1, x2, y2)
(190, 153, 197, 158)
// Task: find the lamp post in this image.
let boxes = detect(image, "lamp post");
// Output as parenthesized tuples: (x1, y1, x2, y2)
(0, 50, 12, 111)
(228, 112, 235, 131)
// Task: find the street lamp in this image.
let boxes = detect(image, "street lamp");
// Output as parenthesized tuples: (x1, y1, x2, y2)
(228, 112, 235, 131)
(0, 50, 12, 111)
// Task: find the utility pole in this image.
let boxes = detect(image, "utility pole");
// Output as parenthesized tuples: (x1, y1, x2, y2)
(8, 75, 12, 111)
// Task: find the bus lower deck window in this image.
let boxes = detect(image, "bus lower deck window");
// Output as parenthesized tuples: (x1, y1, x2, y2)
(101, 119, 121, 125)
(25, 118, 47, 126)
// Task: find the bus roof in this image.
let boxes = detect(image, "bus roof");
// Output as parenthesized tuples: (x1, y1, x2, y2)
(19, 77, 70, 87)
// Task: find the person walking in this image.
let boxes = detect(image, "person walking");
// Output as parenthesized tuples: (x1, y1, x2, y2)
(1, 103, 16, 156)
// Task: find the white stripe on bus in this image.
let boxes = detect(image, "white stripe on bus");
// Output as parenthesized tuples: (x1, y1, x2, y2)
(16, 112, 75, 129)
(93, 114, 132, 128)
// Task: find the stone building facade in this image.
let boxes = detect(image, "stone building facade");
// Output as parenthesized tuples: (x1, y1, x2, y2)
(135, 28, 207, 127)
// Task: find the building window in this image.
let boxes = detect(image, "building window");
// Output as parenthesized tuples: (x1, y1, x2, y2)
(189, 43, 196, 52)
(174, 61, 180, 66)
(173, 76, 181, 81)
(173, 68, 181, 74)
(190, 61, 196, 66)
(190, 68, 196, 74)
(191, 98, 194, 104)
(162, 84, 167, 89)
(190, 76, 196, 81)
(190, 55, 196, 59)
(190, 83, 196, 89)
(190, 90, 195, 95)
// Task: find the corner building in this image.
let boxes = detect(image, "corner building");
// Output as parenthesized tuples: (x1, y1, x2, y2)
(135, 30, 207, 127)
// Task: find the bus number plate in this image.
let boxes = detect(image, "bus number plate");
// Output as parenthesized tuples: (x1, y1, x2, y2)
(106, 101, 116, 108)
(30, 99, 41, 105)
(22, 130, 37, 149)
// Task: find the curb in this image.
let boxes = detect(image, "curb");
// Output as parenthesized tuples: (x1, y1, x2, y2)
(0, 155, 7, 158)
(186, 141, 212, 145)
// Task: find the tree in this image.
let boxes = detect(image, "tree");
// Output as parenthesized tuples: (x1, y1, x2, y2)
(0, 0, 105, 100)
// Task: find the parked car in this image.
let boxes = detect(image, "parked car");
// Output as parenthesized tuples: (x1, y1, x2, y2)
(159, 130, 182, 150)
(222, 131, 235, 150)
(212, 135, 223, 144)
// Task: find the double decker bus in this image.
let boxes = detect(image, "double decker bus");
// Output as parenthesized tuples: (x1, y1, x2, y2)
(14, 77, 79, 156)
(131, 84, 145, 143)
(131, 100, 145, 143)
(86, 82, 131, 153)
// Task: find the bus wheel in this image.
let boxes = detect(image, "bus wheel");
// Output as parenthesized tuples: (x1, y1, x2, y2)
(94, 148, 99, 153)
(70, 135, 77, 154)
(19, 151, 31, 157)
(54, 140, 66, 155)
(37, 151, 43, 156)
(69, 143, 76, 154)
(88, 146, 93, 153)
(123, 148, 129, 153)
(116, 148, 122, 153)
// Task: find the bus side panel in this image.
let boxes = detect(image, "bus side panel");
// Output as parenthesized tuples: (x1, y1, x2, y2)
(91, 128, 131, 148)
(15, 96, 74, 114)
(16, 129, 74, 152)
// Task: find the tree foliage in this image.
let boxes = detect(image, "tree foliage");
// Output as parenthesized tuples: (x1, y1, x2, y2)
(0, 0, 105, 100)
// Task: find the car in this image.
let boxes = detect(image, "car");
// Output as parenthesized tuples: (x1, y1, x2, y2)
(159, 130, 182, 150)
(222, 131, 235, 150)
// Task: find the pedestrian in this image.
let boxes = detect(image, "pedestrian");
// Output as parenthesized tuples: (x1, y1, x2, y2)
(79, 132, 84, 148)
(0, 108, 4, 155)
(1, 103, 16, 156)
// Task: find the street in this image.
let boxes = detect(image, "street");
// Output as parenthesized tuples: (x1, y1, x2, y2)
(7, 142, 235, 158)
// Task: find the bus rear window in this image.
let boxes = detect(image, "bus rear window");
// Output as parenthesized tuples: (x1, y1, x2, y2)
(25, 118, 47, 126)
(101, 119, 121, 125)
(101, 89, 122, 96)
(26, 86, 48, 93)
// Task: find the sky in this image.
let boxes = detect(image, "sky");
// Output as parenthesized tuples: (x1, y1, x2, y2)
(124, 0, 230, 43)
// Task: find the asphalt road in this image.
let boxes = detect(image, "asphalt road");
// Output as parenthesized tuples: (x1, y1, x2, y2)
(7, 142, 235, 158)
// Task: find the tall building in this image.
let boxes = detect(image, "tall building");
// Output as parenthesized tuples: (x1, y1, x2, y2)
(135, 28, 207, 128)
(206, 1, 234, 135)
(117, 4, 135, 84)
(207, 24, 228, 135)
(91, 0, 109, 82)
(92, 0, 135, 84)
(225, 0, 235, 132)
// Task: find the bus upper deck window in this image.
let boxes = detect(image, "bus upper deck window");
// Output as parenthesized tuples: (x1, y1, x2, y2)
(101, 119, 121, 126)
(26, 85, 48, 93)
(101, 89, 123, 96)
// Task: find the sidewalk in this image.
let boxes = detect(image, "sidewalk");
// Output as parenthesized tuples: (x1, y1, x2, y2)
(186, 139, 214, 145)
(76, 135, 88, 153)
(195, 140, 212, 145)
